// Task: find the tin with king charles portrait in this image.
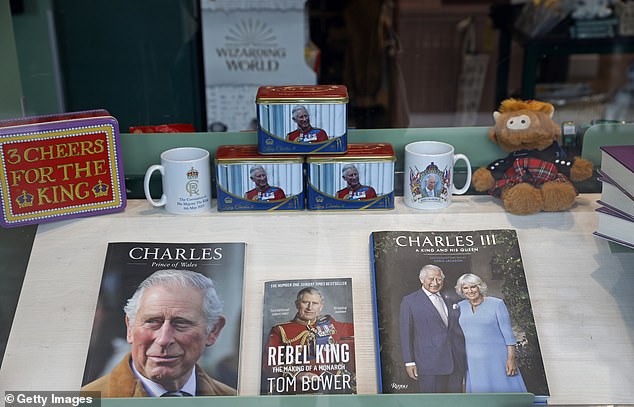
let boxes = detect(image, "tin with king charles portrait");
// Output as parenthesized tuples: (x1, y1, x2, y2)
(215, 145, 304, 211)
(256, 85, 348, 155)
(306, 143, 395, 210)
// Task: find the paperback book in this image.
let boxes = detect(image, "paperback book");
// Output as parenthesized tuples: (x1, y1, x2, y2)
(260, 277, 356, 395)
(370, 230, 549, 401)
(81, 242, 246, 397)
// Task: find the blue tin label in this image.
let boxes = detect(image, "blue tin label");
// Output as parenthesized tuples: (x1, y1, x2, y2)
(257, 103, 347, 154)
(306, 160, 394, 210)
(216, 161, 304, 211)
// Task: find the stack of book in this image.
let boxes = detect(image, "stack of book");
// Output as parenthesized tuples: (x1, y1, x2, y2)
(594, 145, 634, 249)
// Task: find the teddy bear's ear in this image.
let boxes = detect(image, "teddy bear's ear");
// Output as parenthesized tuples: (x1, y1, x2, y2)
(490, 111, 501, 143)
(488, 125, 498, 143)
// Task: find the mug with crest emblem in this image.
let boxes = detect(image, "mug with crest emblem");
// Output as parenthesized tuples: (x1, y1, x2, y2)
(404, 141, 471, 210)
(143, 147, 212, 214)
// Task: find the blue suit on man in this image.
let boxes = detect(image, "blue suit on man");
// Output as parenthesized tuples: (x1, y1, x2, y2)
(400, 289, 466, 393)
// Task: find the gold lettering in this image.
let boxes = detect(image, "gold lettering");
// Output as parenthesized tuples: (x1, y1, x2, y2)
(92, 159, 108, 176)
(72, 161, 93, 178)
(93, 138, 106, 154)
(36, 182, 91, 205)
(40, 145, 55, 160)
(24, 169, 40, 184)
(5, 148, 21, 165)
(39, 166, 56, 183)
(57, 163, 74, 181)
(9, 169, 24, 186)
(13, 140, 106, 163)
(10, 167, 57, 184)
(80, 140, 94, 156)
(24, 147, 40, 163)
(67, 142, 79, 156)
(37, 187, 53, 205)
(75, 181, 90, 199)
(55, 143, 68, 158)
(57, 183, 75, 202)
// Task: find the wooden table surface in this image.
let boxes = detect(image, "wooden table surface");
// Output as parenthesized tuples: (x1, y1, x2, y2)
(1, 195, 632, 405)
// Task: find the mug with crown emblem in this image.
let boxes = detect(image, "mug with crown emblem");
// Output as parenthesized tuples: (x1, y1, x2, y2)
(404, 141, 471, 210)
(144, 147, 212, 214)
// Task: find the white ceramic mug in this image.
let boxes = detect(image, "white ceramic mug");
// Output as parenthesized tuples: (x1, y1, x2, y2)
(404, 141, 472, 210)
(144, 147, 212, 214)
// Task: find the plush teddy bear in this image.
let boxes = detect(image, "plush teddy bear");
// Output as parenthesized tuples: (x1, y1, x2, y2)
(472, 98, 593, 215)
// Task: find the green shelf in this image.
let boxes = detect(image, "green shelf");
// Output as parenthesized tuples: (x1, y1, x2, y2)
(101, 392, 536, 407)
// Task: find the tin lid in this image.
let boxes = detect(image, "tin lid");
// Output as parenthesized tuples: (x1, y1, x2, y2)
(256, 85, 349, 104)
(0, 109, 111, 129)
(306, 143, 395, 162)
(215, 145, 304, 163)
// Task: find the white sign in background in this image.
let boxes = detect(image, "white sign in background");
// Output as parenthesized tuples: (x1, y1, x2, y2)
(201, 1, 316, 131)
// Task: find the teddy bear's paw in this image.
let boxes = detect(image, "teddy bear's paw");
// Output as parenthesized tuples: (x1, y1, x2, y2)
(472, 168, 495, 191)
(570, 157, 593, 182)
(502, 183, 543, 215)
(541, 181, 577, 211)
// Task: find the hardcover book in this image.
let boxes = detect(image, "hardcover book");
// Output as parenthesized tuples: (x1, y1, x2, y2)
(260, 277, 356, 395)
(593, 206, 634, 249)
(81, 242, 246, 396)
(598, 173, 634, 219)
(599, 144, 634, 195)
(0, 110, 126, 228)
(370, 230, 549, 402)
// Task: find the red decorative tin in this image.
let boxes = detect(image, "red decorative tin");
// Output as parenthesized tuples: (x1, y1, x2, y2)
(306, 143, 395, 210)
(0, 110, 126, 227)
(215, 145, 304, 211)
(256, 85, 348, 154)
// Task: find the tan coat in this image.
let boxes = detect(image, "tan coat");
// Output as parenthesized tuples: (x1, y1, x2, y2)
(81, 353, 236, 397)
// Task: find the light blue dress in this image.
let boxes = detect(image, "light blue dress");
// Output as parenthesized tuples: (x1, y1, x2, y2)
(458, 296, 528, 393)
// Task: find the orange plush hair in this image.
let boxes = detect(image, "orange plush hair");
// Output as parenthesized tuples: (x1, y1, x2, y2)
(498, 99, 555, 117)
